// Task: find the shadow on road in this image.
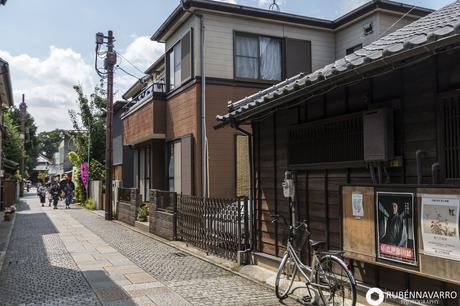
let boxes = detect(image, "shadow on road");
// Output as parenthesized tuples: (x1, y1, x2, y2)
(0, 197, 136, 305)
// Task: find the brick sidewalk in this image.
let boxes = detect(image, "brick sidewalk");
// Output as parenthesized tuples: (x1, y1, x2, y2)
(0, 192, 300, 305)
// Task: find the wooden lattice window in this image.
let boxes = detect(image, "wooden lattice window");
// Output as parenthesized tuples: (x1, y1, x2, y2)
(439, 92, 460, 180)
(289, 113, 363, 165)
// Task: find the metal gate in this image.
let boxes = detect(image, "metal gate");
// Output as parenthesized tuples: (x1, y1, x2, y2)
(177, 195, 249, 262)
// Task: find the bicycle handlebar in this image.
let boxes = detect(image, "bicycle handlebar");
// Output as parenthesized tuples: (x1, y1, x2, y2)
(271, 215, 309, 232)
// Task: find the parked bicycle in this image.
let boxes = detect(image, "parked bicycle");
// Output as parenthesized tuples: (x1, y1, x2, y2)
(272, 214, 356, 305)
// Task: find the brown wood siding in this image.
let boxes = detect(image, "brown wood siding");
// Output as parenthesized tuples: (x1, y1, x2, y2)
(205, 84, 262, 198)
(166, 85, 200, 195)
(253, 53, 460, 294)
(113, 165, 123, 181)
(123, 99, 166, 145)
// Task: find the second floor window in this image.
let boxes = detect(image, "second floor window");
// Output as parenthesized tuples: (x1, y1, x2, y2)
(235, 33, 282, 81)
(169, 42, 182, 91)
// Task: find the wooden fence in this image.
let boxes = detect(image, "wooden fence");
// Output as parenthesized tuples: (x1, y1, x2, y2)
(176, 195, 249, 262)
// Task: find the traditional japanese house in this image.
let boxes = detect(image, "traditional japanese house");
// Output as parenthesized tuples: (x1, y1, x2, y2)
(216, 1, 460, 301)
(121, 0, 430, 203)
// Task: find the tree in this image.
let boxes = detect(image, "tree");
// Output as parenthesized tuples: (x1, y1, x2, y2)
(7, 106, 40, 176)
(37, 129, 68, 161)
(3, 111, 25, 165)
(68, 85, 106, 164)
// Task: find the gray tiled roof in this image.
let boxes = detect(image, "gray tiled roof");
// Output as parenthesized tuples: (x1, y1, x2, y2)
(217, 1, 460, 125)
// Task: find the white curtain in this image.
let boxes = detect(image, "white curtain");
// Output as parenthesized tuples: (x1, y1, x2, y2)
(260, 37, 281, 81)
(235, 35, 258, 79)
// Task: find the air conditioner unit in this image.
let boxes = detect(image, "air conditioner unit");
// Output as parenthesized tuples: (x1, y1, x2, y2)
(363, 108, 394, 162)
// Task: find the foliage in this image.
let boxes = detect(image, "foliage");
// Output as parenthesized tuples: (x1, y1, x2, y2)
(37, 171, 48, 183)
(112, 210, 118, 220)
(137, 205, 149, 222)
(67, 151, 87, 203)
(3, 111, 25, 166)
(68, 85, 106, 164)
(89, 159, 105, 180)
(7, 106, 40, 174)
(12, 170, 22, 183)
(37, 129, 67, 161)
(83, 198, 96, 210)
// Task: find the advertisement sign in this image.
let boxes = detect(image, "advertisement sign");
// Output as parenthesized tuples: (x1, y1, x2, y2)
(421, 195, 460, 261)
(352, 192, 364, 218)
(80, 163, 89, 193)
(376, 192, 417, 265)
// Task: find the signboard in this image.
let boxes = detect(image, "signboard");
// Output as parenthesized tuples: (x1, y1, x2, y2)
(421, 195, 460, 261)
(376, 192, 417, 265)
(80, 163, 89, 193)
(352, 192, 364, 218)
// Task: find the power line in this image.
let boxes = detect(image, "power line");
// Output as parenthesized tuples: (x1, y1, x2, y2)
(114, 50, 145, 75)
(379, 5, 416, 38)
(115, 64, 143, 81)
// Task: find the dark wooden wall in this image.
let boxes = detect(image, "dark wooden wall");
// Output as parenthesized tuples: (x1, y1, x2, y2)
(253, 50, 460, 299)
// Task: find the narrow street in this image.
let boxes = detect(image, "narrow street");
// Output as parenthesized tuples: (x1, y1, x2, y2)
(0, 192, 296, 306)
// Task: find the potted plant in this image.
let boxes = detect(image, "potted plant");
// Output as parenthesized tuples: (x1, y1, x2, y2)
(137, 205, 148, 222)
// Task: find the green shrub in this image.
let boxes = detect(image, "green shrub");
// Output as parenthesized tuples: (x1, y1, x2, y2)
(137, 205, 148, 222)
(84, 198, 96, 210)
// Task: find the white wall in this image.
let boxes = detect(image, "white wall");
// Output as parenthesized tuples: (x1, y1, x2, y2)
(202, 12, 335, 79)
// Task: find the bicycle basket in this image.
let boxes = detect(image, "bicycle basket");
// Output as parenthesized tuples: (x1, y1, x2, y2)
(281, 224, 309, 253)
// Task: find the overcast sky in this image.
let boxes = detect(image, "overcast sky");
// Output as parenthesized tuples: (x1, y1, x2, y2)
(0, 0, 452, 132)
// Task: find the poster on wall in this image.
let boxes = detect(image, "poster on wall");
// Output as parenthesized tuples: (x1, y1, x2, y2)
(376, 192, 417, 265)
(352, 192, 364, 218)
(421, 195, 460, 261)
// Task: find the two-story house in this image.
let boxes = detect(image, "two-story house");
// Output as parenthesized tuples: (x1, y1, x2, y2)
(0, 57, 14, 210)
(121, 0, 431, 202)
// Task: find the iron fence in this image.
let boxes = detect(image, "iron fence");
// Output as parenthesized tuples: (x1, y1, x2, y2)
(177, 195, 249, 262)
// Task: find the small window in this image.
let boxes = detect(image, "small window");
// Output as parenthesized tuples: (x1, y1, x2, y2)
(346, 44, 363, 55)
(234, 33, 282, 81)
(168, 42, 181, 91)
(167, 141, 182, 193)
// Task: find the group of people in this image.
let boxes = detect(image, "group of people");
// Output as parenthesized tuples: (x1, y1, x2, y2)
(36, 175, 75, 209)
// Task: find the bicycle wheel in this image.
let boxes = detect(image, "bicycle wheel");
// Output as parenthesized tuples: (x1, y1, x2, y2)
(315, 255, 356, 306)
(275, 252, 297, 299)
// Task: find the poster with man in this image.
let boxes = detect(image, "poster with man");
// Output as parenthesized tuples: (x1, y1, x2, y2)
(376, 192, 417, 265)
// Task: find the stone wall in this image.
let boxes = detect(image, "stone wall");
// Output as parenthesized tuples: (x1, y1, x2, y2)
(117, 188, 140, 226)
(149, 190, 176, 240)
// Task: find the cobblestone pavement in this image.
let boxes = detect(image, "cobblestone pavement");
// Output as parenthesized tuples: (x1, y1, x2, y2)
(0, 192, 299, 305)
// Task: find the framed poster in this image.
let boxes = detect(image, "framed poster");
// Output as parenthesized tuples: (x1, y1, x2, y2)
(376, 192, 417, 266)
(421, 195, 460, 261)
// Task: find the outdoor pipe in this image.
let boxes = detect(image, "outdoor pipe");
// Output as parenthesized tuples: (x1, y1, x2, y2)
(431, 162, 441, 184)
(416, 150, 427, 185)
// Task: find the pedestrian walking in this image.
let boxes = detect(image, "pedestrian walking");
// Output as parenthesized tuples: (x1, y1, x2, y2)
(37, 184, 47, 207)
(61, 175, 75, 209)
(50, 181, 61, 209)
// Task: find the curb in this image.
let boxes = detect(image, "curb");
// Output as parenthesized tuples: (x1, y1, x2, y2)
(0, 211, 17, 272)
(86, 209, 277, 293)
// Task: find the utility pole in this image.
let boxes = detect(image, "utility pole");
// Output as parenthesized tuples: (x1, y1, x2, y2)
(95, 30, 116, 221)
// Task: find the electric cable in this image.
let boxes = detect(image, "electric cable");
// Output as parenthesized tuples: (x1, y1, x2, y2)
(114, 50, 145, 75)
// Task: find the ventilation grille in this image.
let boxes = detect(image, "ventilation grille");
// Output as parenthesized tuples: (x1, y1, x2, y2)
(442, 95, 460, 179)
(289, 114, 363, 165)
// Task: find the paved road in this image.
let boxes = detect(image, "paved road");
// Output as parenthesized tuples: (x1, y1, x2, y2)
(0, 192, 297, 305)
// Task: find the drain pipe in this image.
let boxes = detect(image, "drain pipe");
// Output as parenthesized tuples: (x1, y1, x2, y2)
(416, 150, 427, 185)
(236, 125, 255, 255)
(432, 162, 441, 184)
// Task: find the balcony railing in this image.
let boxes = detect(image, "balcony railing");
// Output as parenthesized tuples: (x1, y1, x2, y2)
(132, 82, 165, 103)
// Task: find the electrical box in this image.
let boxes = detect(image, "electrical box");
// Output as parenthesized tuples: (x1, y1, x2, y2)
(282, 171, 295, 199)
(363, 108, 394, 161)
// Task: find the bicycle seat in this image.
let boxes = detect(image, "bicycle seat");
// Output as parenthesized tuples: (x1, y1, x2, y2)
(309, 239, 325, 250)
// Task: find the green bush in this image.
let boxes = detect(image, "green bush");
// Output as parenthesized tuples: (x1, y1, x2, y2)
(137, 205, 148, 222)
(84, 198, 96, 210)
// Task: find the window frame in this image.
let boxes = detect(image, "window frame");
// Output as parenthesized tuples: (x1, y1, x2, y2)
(166, 29, 194, 93)
(167, 40, 182, 92)
(166, 139, 182, 193)
(233, 31, 284, 83)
